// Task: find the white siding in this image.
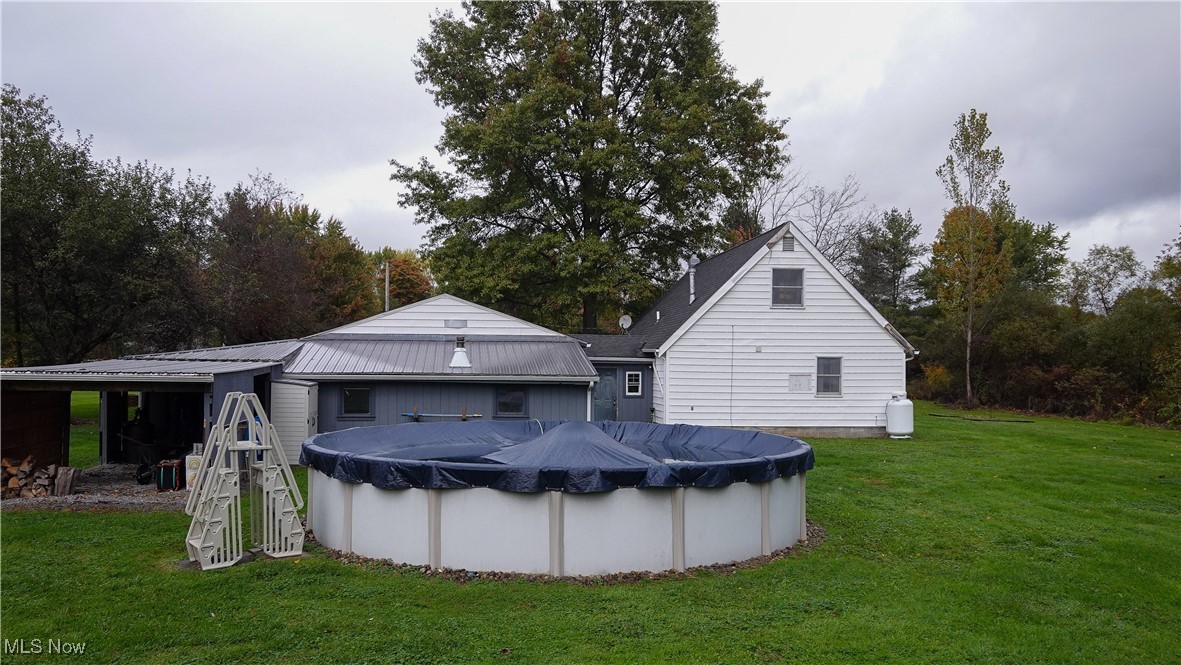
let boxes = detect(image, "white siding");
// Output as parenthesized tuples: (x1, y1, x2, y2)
(651, 356, 667, 422)
(664, 246, 905, 428)
(271, 380, 316, 462)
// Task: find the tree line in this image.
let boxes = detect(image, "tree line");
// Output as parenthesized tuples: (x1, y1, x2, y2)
(390, 3, 1177, 425)
(771, 112, 1177, 426)
(1, 84, 431, 367)
(5, 1, 1177, 426)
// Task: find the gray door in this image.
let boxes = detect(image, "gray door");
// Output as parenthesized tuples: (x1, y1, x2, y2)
(592, 369, 617, 421)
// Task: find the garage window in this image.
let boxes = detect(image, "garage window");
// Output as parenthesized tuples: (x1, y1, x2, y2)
(341, 387, 373, 417)
(496, 386, 526, 417)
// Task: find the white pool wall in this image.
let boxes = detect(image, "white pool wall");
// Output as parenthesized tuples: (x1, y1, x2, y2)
(310, 469, 807, 575)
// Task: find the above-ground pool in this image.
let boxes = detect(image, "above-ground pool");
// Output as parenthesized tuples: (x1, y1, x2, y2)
(302, 420, 814, 575)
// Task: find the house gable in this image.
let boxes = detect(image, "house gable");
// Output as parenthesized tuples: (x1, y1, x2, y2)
(654, 223, 915, 356)
(311, 294, 567, 338)
(660, 224, 909, 429)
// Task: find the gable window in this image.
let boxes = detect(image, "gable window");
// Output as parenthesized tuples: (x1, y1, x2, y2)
(771, 268, 804, 307)
(625, 371, 643, 397)
(496, 386, 526, 417)
(817, 357, 842, 396)
(341, 386, 374, 417)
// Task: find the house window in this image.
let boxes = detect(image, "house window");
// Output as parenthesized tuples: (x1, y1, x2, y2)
(817, 357, 842, 396)
(496, 386, 526, 417)
(341, 387, 373, 417)
(625, 371, 643, 397)
(782, 236, 795, 251)
(771, 268, 804, 306)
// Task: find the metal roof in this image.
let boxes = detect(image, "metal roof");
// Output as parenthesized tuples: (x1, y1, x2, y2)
(132, 340, 304, 363)
(284, 337, 596, 379)
(0, 359, 279, 383)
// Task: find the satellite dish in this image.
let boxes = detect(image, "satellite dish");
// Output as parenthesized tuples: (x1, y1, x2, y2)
(619, 315, 633, 331)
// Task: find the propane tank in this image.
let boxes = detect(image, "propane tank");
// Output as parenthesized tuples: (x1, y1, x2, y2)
(886, 393, 914, 438)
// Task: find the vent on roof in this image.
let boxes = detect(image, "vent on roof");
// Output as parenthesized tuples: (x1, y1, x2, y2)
(449, 336, 472, 368)
(444, 319, 468, 329)
(782, 236, 795, 252)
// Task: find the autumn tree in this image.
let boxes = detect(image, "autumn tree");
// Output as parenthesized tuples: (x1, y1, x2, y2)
(308, 214, 381, 328)
(204, 175, 377, 344)
(1, 85, 213, 365)
(931, 110, 1013, 404)
(371, 247, 434, 311)
(393, 1, 786, 331)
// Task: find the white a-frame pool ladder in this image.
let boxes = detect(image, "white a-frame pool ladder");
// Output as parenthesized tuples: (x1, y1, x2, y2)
(184, 392, 305, 570)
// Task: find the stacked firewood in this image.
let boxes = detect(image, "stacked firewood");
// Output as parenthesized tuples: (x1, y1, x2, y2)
(1, 456, 80, 498)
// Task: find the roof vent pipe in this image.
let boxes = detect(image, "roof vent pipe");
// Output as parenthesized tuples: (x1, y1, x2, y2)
(688, 254, 700, 304)
(449, 336, 472, 368)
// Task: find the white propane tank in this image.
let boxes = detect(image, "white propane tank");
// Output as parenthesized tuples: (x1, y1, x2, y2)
(886, 393, 914, 438)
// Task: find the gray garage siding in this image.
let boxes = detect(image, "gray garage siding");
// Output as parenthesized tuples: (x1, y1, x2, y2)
(317, 382, 588, 431)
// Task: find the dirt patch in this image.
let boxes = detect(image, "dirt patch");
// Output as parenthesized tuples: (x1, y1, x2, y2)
(0, 464, 188, 512)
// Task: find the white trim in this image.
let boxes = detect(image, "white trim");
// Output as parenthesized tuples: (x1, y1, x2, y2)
(624, 371, 643, 397)
(0, 373, 215, 383)
(816, 355, 843, 397)
(585, 357, 654, 364)
(770, 267, 805, 307)
(655, 230, 781, 355)
(786, 223, 890, 328)
(283, 373, 596, 384)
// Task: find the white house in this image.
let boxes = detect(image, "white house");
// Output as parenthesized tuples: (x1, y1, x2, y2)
(576, 222, 916, 436)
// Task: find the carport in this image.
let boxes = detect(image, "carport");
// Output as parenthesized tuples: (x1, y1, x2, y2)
(1, 359, 283, 467)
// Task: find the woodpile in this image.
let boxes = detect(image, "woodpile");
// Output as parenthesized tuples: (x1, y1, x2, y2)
(1, 456, 80, 499)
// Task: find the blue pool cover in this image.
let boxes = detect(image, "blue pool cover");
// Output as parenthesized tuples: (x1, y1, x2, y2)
(301, 420, 814, 494)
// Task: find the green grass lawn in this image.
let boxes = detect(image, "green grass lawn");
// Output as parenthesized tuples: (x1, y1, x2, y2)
(68, 391, 102, 469)
(2, 403, 1178, 663)
(66, 391, 136, 469)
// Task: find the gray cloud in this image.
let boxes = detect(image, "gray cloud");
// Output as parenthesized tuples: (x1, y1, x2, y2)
(3, 2, 1178, 263)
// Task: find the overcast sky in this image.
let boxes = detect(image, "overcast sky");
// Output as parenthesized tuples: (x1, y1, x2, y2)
(3, 2, 1178, 264)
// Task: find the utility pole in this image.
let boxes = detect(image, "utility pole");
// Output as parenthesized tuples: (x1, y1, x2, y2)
(384, 260, 390, 312)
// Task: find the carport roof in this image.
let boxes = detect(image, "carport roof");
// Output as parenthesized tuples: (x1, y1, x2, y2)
(0, 359, 280, 383)
(130, 339, 303, 363)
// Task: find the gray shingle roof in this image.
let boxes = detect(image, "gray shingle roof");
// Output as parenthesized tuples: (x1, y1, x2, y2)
(570, 334, 647, 359)
(607, 224, 784, 352)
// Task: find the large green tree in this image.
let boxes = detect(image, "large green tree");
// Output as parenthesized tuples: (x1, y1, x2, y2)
(1, 85, 213, 365)
(393, 1, 786, 331)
